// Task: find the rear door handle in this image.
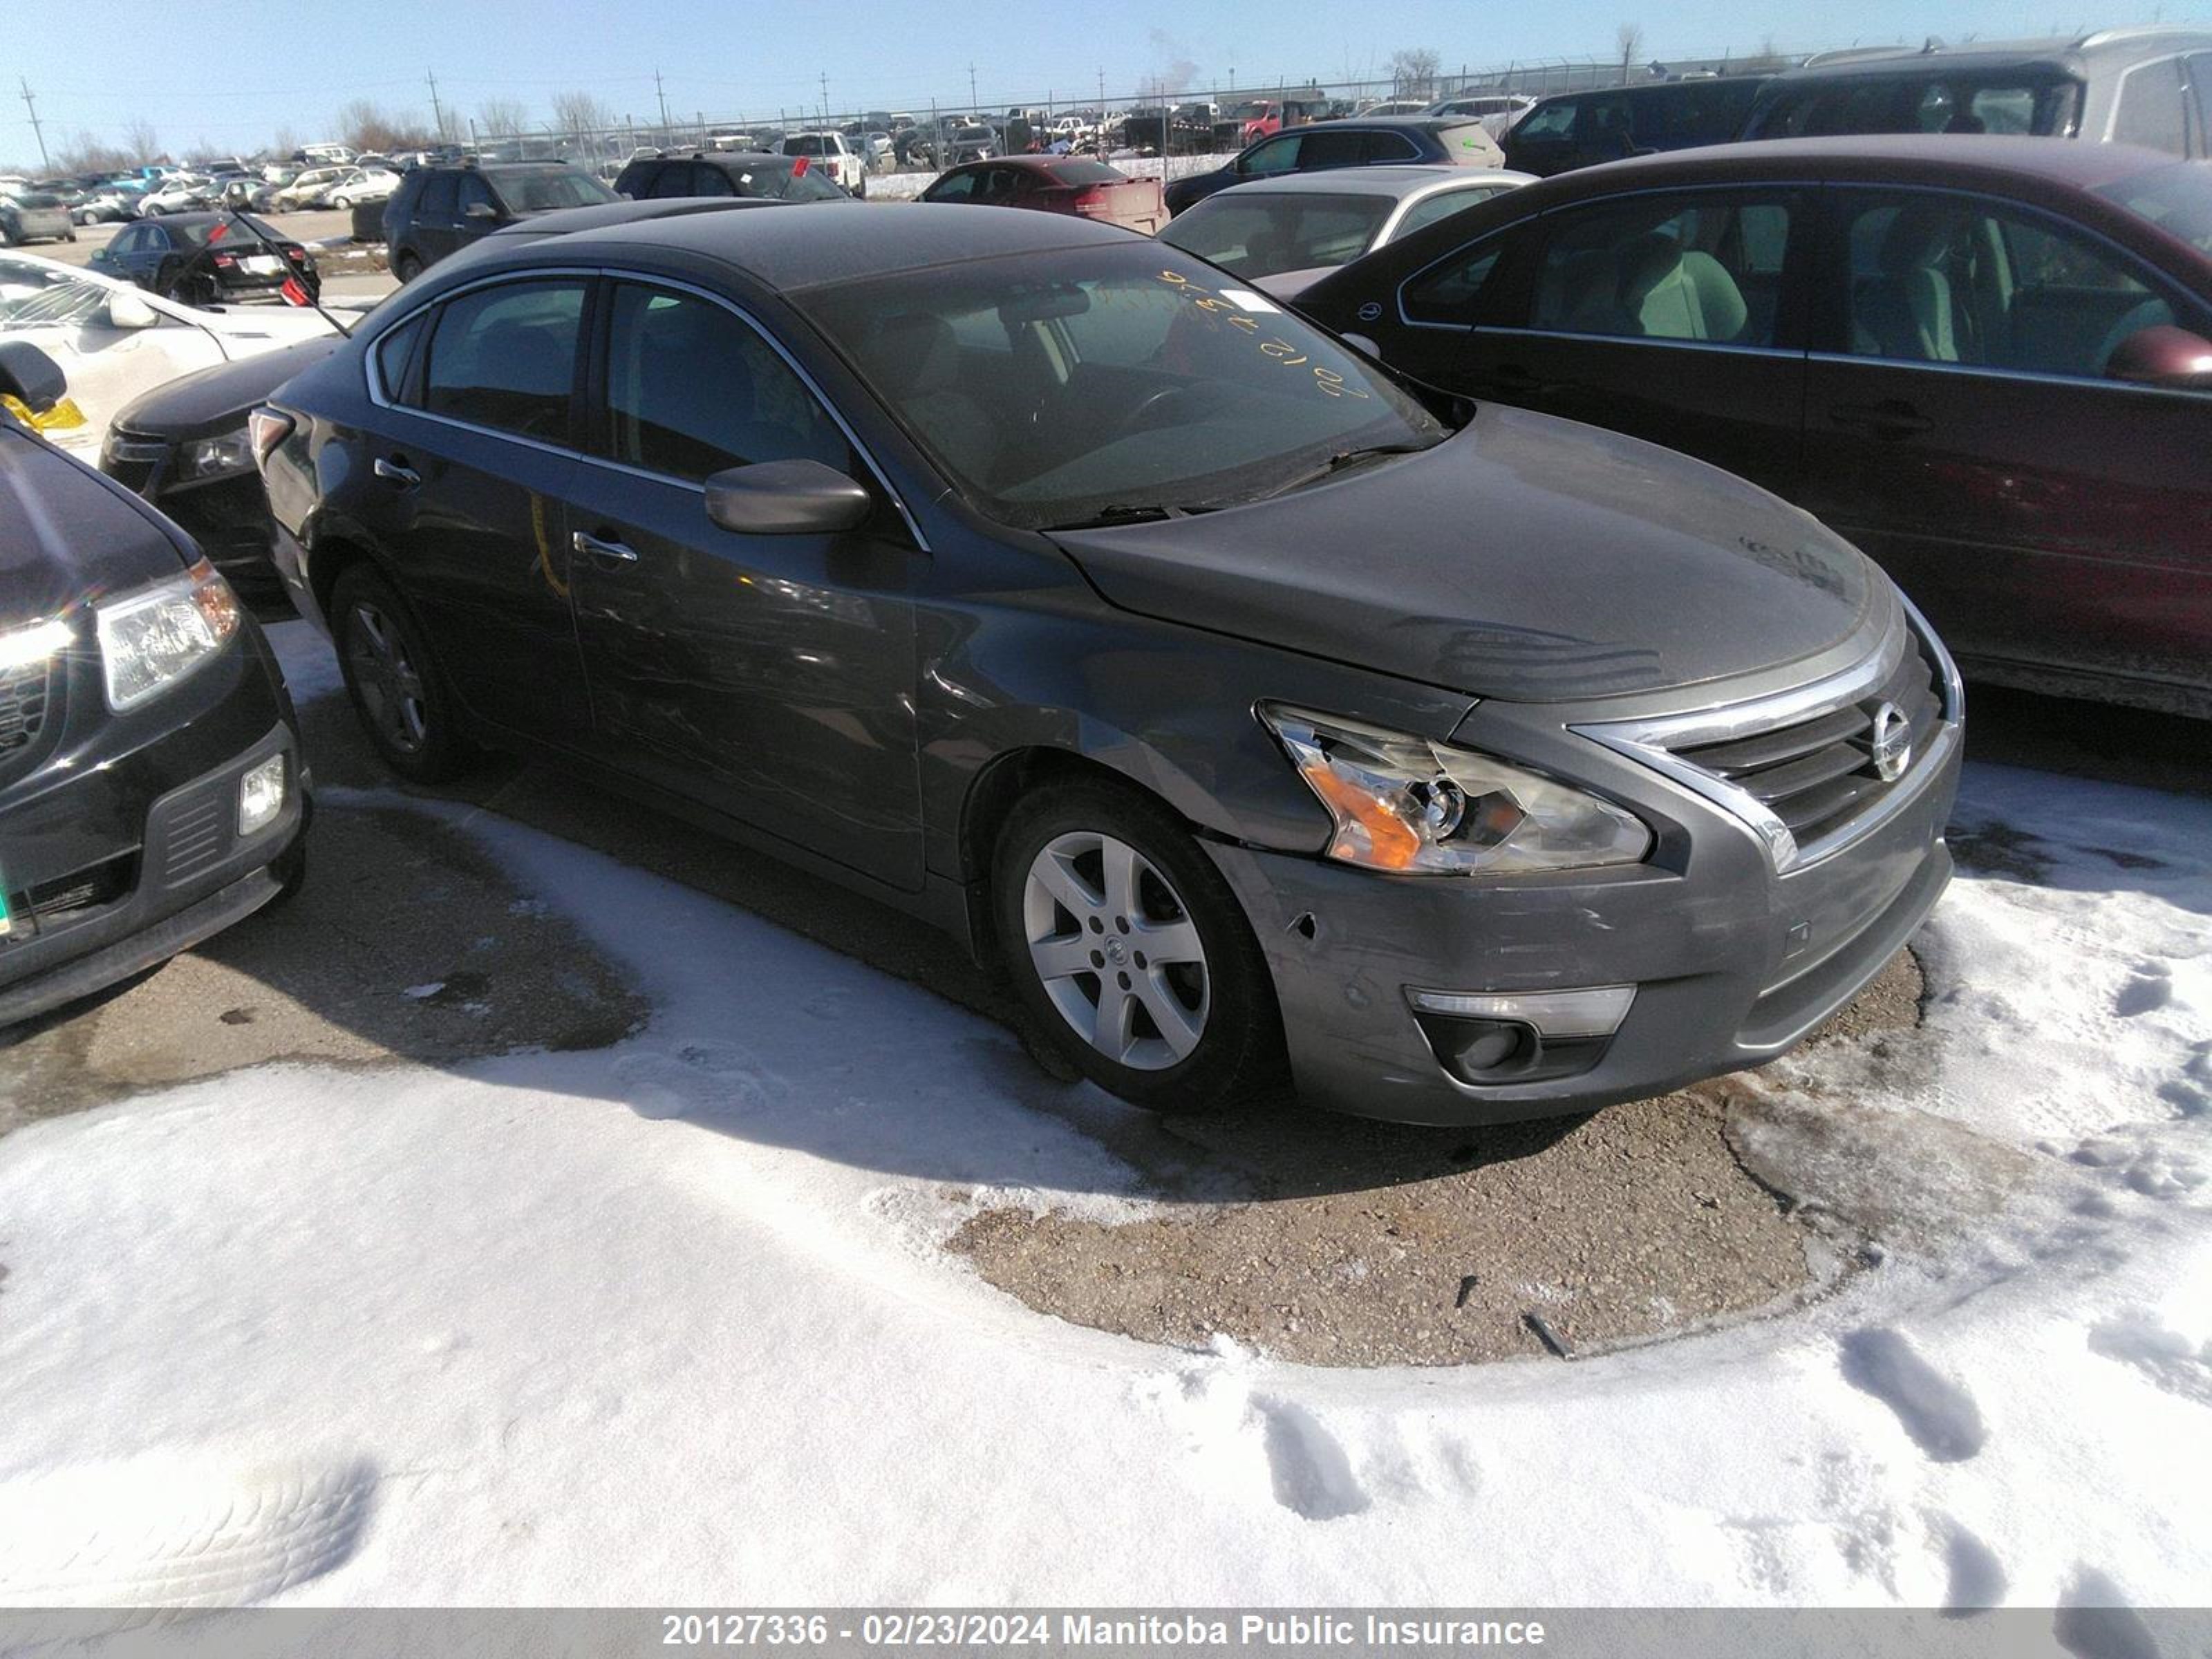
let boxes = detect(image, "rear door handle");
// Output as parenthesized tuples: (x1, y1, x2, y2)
(1828, 400, 1931, 439)
(572, 529, 640, 566)
(373, 456, 421, 487)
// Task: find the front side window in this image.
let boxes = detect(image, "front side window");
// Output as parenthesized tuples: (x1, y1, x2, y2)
(421, 279, 585, 439)
(1837, 190, 2192, 379)
(419, 174, 459, 216)
(1241, 135, 1302, 176)
(1530, 193, 1794, 347)
(603, 284, 848, 483)
(801, 241, 1445, 530)
(644, 164, 695, 199)
(1400, 240, 1508, 326)
(1514, 100, 1577, 141)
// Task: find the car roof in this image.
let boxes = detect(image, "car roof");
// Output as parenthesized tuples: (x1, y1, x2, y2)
(1199, 165, 1533, 200)
(1773, 27, 2212, 79)
(1528, 131, 2184, 192)
(1528, 73, 1773, 105)
(482, 199, 1127, 291)
(1313, 115, 1484, 131)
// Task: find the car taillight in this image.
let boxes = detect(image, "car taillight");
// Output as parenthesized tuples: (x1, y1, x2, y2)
(285, 245, 306, 262)
(246, 406, 294, 469)
(212, 252, 236, 268)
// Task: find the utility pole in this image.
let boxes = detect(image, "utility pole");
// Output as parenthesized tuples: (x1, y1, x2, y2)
(969, 62, 979, 112)
(18, 79, 49, 172)
(818, 72, 829, 125)
(655, 69, 671, 131)
(425, 69, 448, 142)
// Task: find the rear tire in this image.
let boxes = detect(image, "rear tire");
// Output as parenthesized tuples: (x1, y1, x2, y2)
(330, 564, 476, 783)
(992, 778, 1284, 1114)
(393, 250, 423, 283)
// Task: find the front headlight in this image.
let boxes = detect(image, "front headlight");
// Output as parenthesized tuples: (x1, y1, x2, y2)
(96, 559, 241, 711)
(178, 431, 255, 482)
(1259, 704, 1651, 876)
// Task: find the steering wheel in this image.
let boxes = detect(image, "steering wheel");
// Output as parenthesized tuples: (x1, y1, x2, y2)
(1112, 383, 1203, 440)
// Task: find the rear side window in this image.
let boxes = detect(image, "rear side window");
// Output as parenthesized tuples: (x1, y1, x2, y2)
(1297, 129, 1371, 170)
(422, 279, 585, 440)
(1514, 100, 1577, 141)
(374, 312, 429, 402)
(1402, 238, 1508, 326)
(603, 285, 850, 482)
(2113, 59, 2190, 155)
(1360, 131, 1423, 162)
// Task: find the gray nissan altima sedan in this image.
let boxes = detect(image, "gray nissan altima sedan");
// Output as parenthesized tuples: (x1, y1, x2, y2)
(255, 201, 1961, 1125)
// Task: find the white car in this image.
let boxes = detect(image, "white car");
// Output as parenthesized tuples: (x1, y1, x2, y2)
(1425, 93, 1537, 138)
(138, 178, 212, 217)
(0, 250, 337, 458)
(324, 167, 402, 209)
(272, 167, 350, 212)
(778, 132, 865, 196)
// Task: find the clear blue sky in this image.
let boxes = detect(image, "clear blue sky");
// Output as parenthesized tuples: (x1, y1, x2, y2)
(6, 0, 2202, 161)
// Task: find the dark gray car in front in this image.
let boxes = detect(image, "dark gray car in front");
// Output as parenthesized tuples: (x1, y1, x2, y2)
(254, 203, 1959, 1126)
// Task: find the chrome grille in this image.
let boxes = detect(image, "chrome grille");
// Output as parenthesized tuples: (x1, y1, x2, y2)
(1670, 644, 1943, 851)
(1572, 604, 1962, 873)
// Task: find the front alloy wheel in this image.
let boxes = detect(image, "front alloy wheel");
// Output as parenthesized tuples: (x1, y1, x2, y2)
(1023, 830, 1210, 1071)
(994, 779, 1284, 1114)
(330, 565, 474, 782)
(344, 597, 429, 756)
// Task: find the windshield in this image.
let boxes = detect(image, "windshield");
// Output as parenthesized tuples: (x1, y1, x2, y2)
(2094, 162, 2212, 256)
(800, 242, 1446, 531)
(0, 256, 118, 327)
(1161, 193, 1394, 278)
(500, 169, 619, 213)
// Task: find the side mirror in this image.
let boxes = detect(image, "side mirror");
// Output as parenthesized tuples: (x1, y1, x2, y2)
(106, 290, 160, 330)
(704, 459, 872, 536)
(1339, 332, 1382, 360)
(463, 200, 500, 221)
(0, 339, 68, 413)
(2105, 324, 2212, 391)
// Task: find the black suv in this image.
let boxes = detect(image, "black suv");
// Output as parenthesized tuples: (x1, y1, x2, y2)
(383, 161, 619, 281)
(1163, 118, 1505, 216)
(1501, 77, 1774, 177)
(1742, 28, 2212, 159)
(612, 151, 850, 204)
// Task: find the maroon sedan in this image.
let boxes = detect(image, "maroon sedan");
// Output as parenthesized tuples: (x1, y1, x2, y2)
(1297, 135, 2212, 718)
(919, 156, 1165, 235)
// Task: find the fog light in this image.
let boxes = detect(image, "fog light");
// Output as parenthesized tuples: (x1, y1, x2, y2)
(1406, 984, 1635, 1038)
(238, 755, 286, 836)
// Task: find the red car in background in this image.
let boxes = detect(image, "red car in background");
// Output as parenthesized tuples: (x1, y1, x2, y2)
(919, 157, 1165, 235)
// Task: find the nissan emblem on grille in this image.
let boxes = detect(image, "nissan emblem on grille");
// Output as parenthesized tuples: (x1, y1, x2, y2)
(1868, 702, 1913, 782)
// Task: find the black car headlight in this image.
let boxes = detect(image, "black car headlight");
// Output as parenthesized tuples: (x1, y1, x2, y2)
(95, 559, 241, 711)
(177, 430, 256, 482)
(1259, 704, 1651, 876)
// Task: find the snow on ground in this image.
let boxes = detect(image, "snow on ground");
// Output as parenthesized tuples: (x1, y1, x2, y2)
(0, 739, 2205, 1609)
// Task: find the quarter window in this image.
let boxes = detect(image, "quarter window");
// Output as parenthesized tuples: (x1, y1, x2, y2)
(1836, 191, 2193, 379)
(1530, 194, 1794, 346)
(603, 284, 850, 483)
(420, 279, 585, 439)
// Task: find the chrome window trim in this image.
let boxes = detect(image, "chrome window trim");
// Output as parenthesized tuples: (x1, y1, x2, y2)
(1571, 599, 1962, 874)
(359, 264, 928, 550)
(1475, 325, 1807, 361)
(1807, 348, 2212, 397)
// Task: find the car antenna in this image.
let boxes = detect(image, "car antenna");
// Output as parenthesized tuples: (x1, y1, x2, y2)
(215, 206, 354, 339)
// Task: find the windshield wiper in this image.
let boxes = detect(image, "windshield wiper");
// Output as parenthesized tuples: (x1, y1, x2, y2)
(1040, 503, 1208, 531)
(1238, 443, 1434, 503)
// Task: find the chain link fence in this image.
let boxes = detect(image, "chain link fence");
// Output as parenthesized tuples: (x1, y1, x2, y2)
(441, 50, 1788, 182)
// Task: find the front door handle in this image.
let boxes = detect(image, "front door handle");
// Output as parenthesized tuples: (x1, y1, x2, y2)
(1829, 400, 1932, 439)
(572, 529, 640, 566)
(373, 456, 421, 487)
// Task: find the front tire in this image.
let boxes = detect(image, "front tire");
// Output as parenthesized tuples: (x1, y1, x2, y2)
(330, 564, 475, 783)
(993, 778, 1284, 1114)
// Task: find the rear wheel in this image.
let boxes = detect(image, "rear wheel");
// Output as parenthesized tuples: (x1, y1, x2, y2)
(993, 778, 1284, 1114)
(393, 250, 423, 283)
(331, 195, 353, 210)
(330, 564, 474, 782)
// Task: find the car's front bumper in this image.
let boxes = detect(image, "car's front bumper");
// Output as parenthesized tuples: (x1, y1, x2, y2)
(103, 433, 290, 615)
(1206, 629, 1964, 1126)
(0, 627, 307, 1028)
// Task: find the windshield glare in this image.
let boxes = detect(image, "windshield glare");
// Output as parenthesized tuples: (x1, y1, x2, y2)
(2095, 162, 2212, 257)
(802, 243, 1446, 531)
(0, 258, 114, 328)
(1162, 194, 1394, 278)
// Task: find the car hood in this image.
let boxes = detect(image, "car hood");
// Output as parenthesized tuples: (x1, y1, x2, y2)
(1047, 404, 1880, 702)
(110, 336, 346, 440)
(0, 426, 188, 624)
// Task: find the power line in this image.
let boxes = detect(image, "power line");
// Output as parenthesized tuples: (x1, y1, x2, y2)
(19, 78, 50, 171)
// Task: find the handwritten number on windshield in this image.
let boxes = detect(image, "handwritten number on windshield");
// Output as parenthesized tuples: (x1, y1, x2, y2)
(1154, 270, 1370, 400)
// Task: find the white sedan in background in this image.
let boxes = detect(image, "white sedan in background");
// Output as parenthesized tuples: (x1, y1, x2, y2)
(0, 250, 338, 458)
(322, 167, 402, 209)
